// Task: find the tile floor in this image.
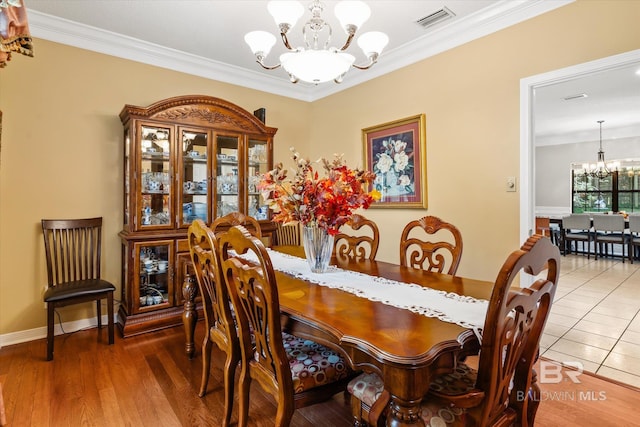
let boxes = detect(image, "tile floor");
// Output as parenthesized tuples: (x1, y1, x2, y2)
(540, 252, 640, 388)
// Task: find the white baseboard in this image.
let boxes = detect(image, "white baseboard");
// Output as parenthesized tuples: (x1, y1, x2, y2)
(0, 313, 118, 349)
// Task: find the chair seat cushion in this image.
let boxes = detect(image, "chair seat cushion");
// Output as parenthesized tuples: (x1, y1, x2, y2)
(428, 363, 477, 395)
(347, 372, 385, 407)
(565, 232, 591, 240)
(595, 233, 626, 243)
(282, 332, 352, 394)
(44, 279, 115, 302)
(420, 400, 466, 426)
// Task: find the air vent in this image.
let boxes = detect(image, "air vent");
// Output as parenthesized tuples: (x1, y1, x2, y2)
(416, 7, 455, 29)
(563, 93, 588, 101)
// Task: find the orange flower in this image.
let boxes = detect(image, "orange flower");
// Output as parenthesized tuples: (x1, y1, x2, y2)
(258, 148, 378, 235)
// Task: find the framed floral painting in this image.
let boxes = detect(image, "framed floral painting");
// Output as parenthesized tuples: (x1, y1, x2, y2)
(362, 114, 427, 208)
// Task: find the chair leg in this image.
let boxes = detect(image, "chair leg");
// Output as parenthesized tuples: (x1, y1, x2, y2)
(107, 292, 114, 345)
(222, 351, 240, 427)
(47, 303, 55, 361)
(237, 362, 251, 427)
(96, 299, 102, 330)
(199, 337, 213, 397)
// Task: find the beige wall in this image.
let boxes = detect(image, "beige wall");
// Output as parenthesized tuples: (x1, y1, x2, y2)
(1, 0, 639, 338)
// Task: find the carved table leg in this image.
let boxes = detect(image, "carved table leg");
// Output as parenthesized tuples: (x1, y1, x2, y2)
(182, 273, 198, 359)
(386, 395, 425, 427)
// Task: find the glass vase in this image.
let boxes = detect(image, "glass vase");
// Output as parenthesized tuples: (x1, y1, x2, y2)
(302, 224, 334, 273)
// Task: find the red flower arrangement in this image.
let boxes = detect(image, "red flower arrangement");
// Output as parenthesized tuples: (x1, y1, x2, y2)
(258, 148, 380, 235)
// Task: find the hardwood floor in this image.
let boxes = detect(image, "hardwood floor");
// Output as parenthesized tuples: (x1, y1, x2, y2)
(1, 322, 639, 426)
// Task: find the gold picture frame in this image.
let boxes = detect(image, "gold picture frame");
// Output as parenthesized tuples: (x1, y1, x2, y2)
(363, 114, 427, 208)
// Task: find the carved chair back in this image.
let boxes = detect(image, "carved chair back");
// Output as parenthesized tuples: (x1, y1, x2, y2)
(472, 235, 560, 426)
(187, 219, 239, 412)
(334, 214, 380, 261)
(211, 211, 262, 238)
(399, 215, 463, 274)
(219, 225, 354, 426)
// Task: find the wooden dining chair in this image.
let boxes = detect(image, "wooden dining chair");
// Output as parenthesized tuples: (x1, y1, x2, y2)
(399, 215, 463, 274)
(348, 234, 560, 427)
(273, 222, 302, 246)
(41, 217, 115, 361)
(211, 211, 263, 238)
(219, 225, 356, 427)
(187, 219, 239, 427)
(333, 213, 380, 261)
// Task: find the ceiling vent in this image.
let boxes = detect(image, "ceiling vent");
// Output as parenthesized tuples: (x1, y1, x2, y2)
(416, 7, 455, 29)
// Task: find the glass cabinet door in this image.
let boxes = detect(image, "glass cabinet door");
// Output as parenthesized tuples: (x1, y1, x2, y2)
(180, 128, 209, 227)
(135, 241, 173, 313)
(140, 125, 172, 229)
(248, 138, 270, 220)
(215, 134, 240, 219)
(124, 128, 131, 229)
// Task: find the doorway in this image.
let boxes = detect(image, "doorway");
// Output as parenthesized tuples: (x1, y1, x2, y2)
(520, 48, 640, 242)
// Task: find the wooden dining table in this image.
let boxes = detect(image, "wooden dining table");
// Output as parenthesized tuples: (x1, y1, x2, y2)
(182, 246, 494, 427)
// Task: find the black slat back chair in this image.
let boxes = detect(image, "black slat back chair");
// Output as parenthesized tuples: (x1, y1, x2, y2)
(188, 219, 239, 426)
(41, 217, 115, 361)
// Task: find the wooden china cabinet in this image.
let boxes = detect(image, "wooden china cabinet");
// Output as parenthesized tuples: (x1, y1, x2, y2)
(118, 95, 277, 337)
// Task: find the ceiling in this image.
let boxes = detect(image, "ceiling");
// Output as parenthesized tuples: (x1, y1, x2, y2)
(22, 0, 639, 144)
(25, 0, 570, 100)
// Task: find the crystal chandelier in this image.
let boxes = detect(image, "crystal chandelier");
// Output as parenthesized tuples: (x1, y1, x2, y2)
(589, 120, 611, 179)
(244, 0, 389, 84)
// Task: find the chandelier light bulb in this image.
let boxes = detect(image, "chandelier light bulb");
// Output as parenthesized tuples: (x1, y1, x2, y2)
(334, 1, 371, 32)
(357, 31, 389, 56)
(244, 31, 277, 56)
(268, 1, 305, 29)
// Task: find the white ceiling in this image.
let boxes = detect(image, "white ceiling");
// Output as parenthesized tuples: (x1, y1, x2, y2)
(22, 0, 640, 144)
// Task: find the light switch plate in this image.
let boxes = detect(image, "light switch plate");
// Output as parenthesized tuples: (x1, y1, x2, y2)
(506, 176, 517, 192)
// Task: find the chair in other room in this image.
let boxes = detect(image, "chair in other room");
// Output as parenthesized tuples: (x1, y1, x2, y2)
(561, 214, 593, 258)
(187, 219, 239, 427)
(399, 215, 463, 274)
(333, 214, 380, 262)
(210, 211, 262, 238)
(41, 217, 115, 361)
(219, 225, 356, 427)
(593, 214, 627, 262)
(348, 234, 560, 427)
(629, 215, 640, 263)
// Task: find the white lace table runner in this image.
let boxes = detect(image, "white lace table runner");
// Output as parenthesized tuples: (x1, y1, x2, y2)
(237, 249, 488, 330)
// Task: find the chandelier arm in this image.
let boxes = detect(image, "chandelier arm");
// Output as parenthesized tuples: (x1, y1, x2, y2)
(337, 32, 356, 52)
(352, 53, 379, 70)
(280, 31, 295, 51)
(255, 57, 282, 71)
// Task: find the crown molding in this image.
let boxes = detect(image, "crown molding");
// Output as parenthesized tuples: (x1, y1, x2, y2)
(27, 0, 573, 102)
